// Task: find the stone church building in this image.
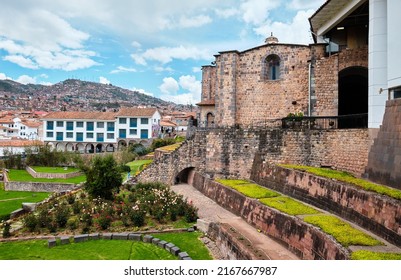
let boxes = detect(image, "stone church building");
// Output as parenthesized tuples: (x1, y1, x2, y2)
(198, 2, 370, 129)
(197, 0, 401, 189)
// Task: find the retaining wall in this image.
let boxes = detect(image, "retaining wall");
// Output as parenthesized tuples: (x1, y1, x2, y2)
(192, 172, 349, 260)
(4, 181, 76, 193)
(26, 166, 82, 179)
(250, 164, 401, 246)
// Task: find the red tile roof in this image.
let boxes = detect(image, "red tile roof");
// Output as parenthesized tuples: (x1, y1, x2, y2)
(117, 107, 158, 117)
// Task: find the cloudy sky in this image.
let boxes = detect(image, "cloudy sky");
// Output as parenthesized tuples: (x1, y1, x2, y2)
(0, 0, 325, 104)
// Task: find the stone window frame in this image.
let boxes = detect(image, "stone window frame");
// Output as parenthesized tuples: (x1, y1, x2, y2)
(261, 54, 282, 81)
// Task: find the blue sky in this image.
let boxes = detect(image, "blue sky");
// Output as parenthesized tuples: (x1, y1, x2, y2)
(0, 0, 325, 104)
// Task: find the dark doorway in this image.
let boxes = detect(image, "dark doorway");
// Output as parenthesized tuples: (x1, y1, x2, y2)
(175, 167, 195, 185)
(338, 67, 368, 128)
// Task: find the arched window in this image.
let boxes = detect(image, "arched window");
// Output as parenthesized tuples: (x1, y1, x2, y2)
(266, 54, 280, 80)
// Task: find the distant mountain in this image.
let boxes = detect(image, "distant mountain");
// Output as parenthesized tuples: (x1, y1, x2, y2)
(0, 79, 190, 112)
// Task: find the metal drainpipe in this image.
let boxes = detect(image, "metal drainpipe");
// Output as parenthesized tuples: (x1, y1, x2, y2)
(308, 62, 311, 116)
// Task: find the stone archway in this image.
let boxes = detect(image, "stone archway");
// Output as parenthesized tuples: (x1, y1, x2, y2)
(95, 144, 104, 153)
(174, 167, 196, 185)
(76, 143, 85, 153)
(55, 142, 65, 152)
(65, 142, 75, 152)
(85, 143, 95, 154)
(206, 112, 214, 128)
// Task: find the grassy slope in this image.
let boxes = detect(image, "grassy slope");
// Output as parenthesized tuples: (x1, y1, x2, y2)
(0, 183, 50, 218)
(126, 160, 153, 173)
(0, 232, 210, 260)
(0, 240, 175, 260)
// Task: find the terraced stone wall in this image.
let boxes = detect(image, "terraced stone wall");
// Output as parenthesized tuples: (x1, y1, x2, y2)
(251, 165, 401, 246)
(192, 172, 349, 260)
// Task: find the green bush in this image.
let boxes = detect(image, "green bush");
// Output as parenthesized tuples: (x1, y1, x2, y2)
(129, 210, 145, 227)
(54, 204, 70, 228)
(67, 217, 79, 230)
(150, 138, 176, 151)
(37, 208, 51, 228)
(184, 203, 198, 223)
(82, 155, 123, 200)
(23, 214, 38, 232)
(2, 222, 11, 238)
(95, 212, 112, 230)
(66, 194, 75, 204)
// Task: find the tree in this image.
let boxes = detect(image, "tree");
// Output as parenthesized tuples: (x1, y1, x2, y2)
(82, 155, 123, 200)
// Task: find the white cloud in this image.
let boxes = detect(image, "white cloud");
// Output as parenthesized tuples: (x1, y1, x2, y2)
(154, 66, 174, 73)
(99, 76, 110, 85)
(0, 73, 12, 80)
(16, 75, 36, 85)
(240, 0, 281, 25)
(131, 41, 142, 49)
(178, 15, 212, 28)
(159, 75, 201, 104)
(131, 45, 212, 65)
(132, 87, 153, 97)
(40, 74, 49, 79)
(159, 77, 179, 94)
(110, 66, 137, 74)
(179, 75, 201, 96)
(215, 8, 239, 19)
(39, 81, 53, 86)
(160, 93, 197, 105)
(192, 67, 201, 73)
(286, 0, 326, 10)
(3, 55, 38, 69)
(0, 6, 97, 71)
(254, 9, 316, 44)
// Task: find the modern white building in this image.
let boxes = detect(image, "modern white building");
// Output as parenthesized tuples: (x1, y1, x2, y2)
(41, 107, 161, 153)
(310, 0, 401, 129)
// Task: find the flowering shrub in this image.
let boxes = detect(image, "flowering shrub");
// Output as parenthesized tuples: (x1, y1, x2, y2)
(17, 182, 198, 234)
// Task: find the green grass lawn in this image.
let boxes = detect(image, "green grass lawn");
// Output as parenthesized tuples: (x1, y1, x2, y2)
(7, 169, 86, 184)
(0, 232, 210, 260)
(126, 159, 153, 174)
(260, 196, 320, 216)
(303, 215, 382, 247)
(0, 239, 176, 260)
(31, 166, 80, 174)
(0, 183, 50, 220)
(351, 250, 401, 260)
(280, 164, 401, 201)
(153, 231, 213, 260)
(216, 179, 280, 199)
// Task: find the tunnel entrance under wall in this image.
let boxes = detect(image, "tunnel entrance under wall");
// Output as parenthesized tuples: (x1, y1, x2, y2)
(174, 167, 196, 185)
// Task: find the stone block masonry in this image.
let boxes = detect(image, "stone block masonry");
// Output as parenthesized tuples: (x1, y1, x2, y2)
(4, 181, 76, 193)
(366, 98, 401, 189)
(136, 127, 370, 186)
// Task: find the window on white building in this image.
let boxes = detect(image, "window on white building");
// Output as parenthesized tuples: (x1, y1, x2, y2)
(56, 121, 64, 127)
(66, 132, 73, 138)
(76, 121, 84, 128)
(107, 133, 114, 139)
(129, 129, 137, 135)
(141, 118, 149, 125)
(46, 132, 53, 138)
(97, 122, 104, 128)
(119, 118, 127, 124)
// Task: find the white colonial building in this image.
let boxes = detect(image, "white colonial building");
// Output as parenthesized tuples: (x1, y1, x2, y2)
(0, 117, 41, 140)
(41, 107, 161, 153)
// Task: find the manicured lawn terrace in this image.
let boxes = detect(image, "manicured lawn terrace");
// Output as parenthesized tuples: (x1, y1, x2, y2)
(280, 164, 401, 201)
(125, 159, 153, 174)
(216, 179, 383, 249)
(30, 166, 80, 174)
(0, 183, 50, 220)
(7, 169, 86, 184)
(157, 142, 182, 152)
(0, 232, 211, 260)
(351, 250, 401, 260)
